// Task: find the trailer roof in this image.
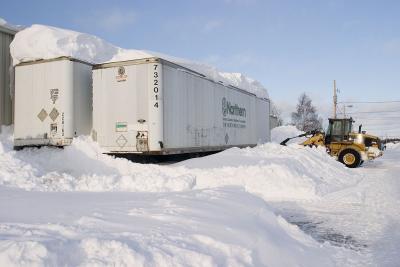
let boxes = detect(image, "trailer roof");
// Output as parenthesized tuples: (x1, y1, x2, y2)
(94, 57, 206, 77)
(16, 56, 93, 67)
(94, 57, 265, 99)
(0, 24, 17, 35)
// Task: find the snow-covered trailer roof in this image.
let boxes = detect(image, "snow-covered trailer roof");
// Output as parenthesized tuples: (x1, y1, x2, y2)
(94, 57, 268, 100)
(10, 24, 269, 99)
(0, 24, 17, 35)
(15, 56, 93, 67)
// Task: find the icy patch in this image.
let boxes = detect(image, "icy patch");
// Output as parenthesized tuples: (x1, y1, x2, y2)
(10, 24, 268, 98)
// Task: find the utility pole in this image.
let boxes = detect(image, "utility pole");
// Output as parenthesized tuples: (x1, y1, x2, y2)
(333, 80, 337, 119)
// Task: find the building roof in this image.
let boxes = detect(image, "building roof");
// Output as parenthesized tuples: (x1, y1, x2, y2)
(0, 24, 18, 35)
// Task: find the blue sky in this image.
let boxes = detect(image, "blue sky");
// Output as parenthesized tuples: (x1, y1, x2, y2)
(2, 0, 400, 134)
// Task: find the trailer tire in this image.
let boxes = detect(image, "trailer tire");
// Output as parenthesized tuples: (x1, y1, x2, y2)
(339, 149, 361, 168)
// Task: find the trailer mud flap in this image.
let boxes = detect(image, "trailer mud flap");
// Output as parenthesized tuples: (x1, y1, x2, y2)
(136, 131, 149, 152)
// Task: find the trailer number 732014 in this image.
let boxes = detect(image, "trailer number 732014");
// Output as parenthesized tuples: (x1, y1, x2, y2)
(153, 64, 159, 108)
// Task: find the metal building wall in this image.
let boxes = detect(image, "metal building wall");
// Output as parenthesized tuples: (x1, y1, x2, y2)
(0, 26, 16, 130)
(270, 115, 279, 130)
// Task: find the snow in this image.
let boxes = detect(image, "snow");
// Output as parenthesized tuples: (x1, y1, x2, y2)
(9, 24, 268, 98)
(271, 125, 305, 144)
(0, 186, 347, 267)
(273, 146, 400, 266)
(1, 125, 399, 266)
(0, 17, 23, 32)
(386, 142, 400, 150)
(177, 144, 362, 201)
(0, 126, 361, 201)
(0, 126, 363, 266)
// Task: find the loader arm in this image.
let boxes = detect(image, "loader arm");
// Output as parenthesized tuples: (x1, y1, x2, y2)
(280, 130, 321, 146)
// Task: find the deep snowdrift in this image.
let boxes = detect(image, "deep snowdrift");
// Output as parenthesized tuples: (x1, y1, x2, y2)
(10, 24, 268, 98)
(0, 126, 363, 266)
(0, 126, 361, 201)
(271, 125, 304, 144)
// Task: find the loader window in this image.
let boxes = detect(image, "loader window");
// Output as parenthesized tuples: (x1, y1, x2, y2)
(343, 121, 352, 135)
(330, 121, 343, 136)
(325, 119, 352, 143)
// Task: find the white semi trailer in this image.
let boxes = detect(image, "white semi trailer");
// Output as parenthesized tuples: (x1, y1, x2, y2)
(92, 57, 270, 155)
(14, 57, 92, 148)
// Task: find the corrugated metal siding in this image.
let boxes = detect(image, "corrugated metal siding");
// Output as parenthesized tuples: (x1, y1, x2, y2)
(0, 29, 15, 129)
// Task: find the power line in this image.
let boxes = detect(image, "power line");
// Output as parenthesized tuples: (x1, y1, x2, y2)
(350, 116, 400, 120)
(338, 100, 400, 104)
(354, 114, 400, 119)
(338, 110, 400, 115)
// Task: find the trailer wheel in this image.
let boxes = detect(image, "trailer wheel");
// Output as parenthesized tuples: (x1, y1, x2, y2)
(339, 149, 361, 168)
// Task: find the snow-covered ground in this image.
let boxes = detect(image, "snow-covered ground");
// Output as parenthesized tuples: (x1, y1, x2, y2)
(0, 126, 399, 266)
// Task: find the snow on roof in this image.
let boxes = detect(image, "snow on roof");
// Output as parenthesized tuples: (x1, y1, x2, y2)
(10, 24, 269, 98)
(0, 17, 23, 34)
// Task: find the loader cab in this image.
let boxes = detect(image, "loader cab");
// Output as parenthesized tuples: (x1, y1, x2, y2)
(325, 118, 353, 144)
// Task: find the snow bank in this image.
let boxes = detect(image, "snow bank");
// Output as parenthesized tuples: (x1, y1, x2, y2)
(0, 128, 195, 192)
(0, 186, 353, 267)
(0, 241, 48, 267)
(0, 127, 361, 201)
(10, 24, 268, 98)
(0, 127, 365, 265)
(386, 142, 400, 150)
(177, 144, 362, 201)
(271, 125, 305, 144)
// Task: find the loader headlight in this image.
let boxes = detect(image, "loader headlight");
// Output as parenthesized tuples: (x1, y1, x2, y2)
(355, 134, 364, 144)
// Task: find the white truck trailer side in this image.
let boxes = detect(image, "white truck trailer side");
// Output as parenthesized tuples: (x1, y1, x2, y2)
(92, 57, 270, 154)
(14, 57, 92, 148)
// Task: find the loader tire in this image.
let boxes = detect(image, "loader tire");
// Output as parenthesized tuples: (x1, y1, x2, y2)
(339, 149, 361, 168)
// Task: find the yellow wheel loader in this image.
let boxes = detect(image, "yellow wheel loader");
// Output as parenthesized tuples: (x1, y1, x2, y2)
(280, 118, 384, 168)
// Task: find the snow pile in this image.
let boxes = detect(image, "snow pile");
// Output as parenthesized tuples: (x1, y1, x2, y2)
(0, 18, 6, 25)
(271, 125, 305, 144)
(0, 127, 361, 201)
(219, 72, 268, 99)
(0, 186, 353, 267)
(0, 127, 370, 265)
(10, 24, 268, 98)
(386, 142, 400, 150)
(178, 144, 362, 201)
(0, 129, 195, 192)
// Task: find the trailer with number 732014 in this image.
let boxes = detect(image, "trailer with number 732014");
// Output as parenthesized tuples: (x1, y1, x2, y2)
(92, 57, 270, 155)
